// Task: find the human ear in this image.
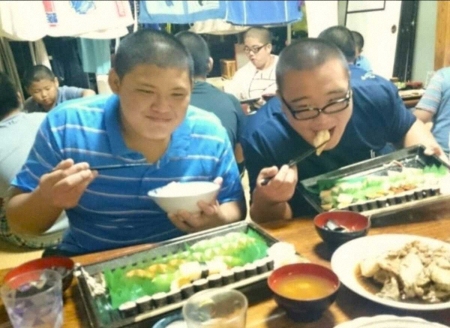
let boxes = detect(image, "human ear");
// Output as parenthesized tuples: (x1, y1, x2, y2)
(54, 77, 59, 88)
(16, 92, 23, 106)
(207, 57, 214, 74)
(108, 69, 121, 94)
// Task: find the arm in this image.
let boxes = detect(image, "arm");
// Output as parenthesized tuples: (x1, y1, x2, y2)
(167, 122, 246, 232)
(403, 119, 445, 160)
(82, 89, 96, 97)
(250, 165, 296, 223)
(6, 159, 97, 235)
(167, 177, 246, 233)
(413, 71, 442, 125)
(413, 109, 434, 124)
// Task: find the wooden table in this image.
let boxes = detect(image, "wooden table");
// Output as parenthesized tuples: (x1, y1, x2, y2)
(1, 202, 450, 327)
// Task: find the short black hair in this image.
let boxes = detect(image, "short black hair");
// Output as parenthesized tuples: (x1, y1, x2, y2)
(318, 25, 356, 63)
(114, 29, 194, 80)
(0, 72, 20, 119)
(23, 65, 55, 89)
(175, 31, 210, 78)
(243, 27, 272, 44)
(276, 38, 349, 91)
(351, 31, 364, 50)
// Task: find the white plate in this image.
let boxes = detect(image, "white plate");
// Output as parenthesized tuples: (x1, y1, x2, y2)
(330, 234, 450, 311)
(334, 315, 449, 328)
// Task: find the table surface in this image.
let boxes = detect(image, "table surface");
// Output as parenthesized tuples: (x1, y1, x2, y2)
(1, 202, 450, 328)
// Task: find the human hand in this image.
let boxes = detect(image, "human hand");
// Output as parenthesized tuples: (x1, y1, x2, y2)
(36, 158, 97, 209)
(167, 177, 224, 233)
(423, 142, 449, 164)
(256, 165, 298, 203)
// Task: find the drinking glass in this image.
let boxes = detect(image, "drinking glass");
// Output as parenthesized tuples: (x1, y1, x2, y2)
(1, 269, 63, 328)
(182, 288, 248, 328)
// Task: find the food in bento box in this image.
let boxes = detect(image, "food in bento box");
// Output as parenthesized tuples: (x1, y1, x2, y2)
(103, 231, 270, 309)
(314, 130, 330, 156)
(358, 240, 450, 303)
(318, 164, 448, 211)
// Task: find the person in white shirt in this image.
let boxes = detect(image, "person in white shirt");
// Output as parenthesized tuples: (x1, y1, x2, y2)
(225, 27, 278, 109)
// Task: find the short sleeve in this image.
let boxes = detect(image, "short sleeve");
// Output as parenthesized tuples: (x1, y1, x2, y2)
(59, 86, 84, 101)
(416, 71, 444, 114)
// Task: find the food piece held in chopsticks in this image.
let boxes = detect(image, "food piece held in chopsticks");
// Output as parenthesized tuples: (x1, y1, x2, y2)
(314, 130, 330, 155)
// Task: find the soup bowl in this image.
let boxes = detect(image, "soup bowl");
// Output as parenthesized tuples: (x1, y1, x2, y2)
(4, 256, 75, 292)
(314, 210, 370, 246)
(148, 181, 220, 213)
(267, 263, 340, 322)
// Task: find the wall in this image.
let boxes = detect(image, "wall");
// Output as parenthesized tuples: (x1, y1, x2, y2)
(411, 0, 437, 83)
(338, 0, 436, 83)
(338, 0, 347, 25)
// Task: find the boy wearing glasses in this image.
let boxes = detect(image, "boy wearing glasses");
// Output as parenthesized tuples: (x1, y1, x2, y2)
(241, 38, 442, 223)
(225, 27, 278, 108)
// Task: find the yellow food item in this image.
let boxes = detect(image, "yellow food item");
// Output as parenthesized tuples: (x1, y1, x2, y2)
(314, 130, 330, 155)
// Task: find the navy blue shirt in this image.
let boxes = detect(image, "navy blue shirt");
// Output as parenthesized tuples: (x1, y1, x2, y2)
(241, 69, 416, 217)
(190, 81, 246, 149)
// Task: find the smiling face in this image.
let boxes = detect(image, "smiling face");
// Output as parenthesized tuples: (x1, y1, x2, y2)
(244, 36, 272, 70)
(109, 64, 192, 146)
(27, 78, 59, 111)
(279, 58, 352, 152)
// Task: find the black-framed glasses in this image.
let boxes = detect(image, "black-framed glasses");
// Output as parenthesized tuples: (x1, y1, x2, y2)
(281, 89, 353, 121)
(243, 43, 269, 54)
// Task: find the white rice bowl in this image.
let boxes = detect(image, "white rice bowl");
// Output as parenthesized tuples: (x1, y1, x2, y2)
(148, 181, 220, 213)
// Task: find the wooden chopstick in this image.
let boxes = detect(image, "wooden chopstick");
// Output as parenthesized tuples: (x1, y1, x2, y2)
(260, 139, 330, 186)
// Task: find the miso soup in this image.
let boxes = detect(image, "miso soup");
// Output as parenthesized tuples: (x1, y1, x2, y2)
(274, 274, 336, 300)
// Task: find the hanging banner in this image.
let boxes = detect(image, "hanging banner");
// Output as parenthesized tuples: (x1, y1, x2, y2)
(225, 1, 302, 26)
(44, 1, 133, 37)
(0, 1, 133, 41)
(139, 1, 226, 24)
(0, 1, 48, 41)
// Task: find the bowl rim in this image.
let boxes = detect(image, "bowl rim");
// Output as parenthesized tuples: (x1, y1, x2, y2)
(147, 181, 220, 199)
(267, 263, 340, 302)
(4, 256, 74, 284)
(313, 210, 371, 231)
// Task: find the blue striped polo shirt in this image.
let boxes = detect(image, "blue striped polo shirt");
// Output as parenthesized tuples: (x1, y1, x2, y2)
(12, 95, 244, 254)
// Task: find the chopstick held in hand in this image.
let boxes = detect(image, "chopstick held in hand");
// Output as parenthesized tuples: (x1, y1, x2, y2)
(260, 139, 330, 186)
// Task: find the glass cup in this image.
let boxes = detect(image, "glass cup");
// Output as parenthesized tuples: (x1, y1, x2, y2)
(1, 269, 63, 328)
(182, 288, 248, 328)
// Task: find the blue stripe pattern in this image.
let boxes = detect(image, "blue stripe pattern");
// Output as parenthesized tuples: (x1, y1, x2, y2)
(12, 95, 244, 254)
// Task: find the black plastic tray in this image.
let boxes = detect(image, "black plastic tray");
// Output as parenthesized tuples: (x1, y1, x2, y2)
(75, 221, 280, 328)
(299, 145, 450, 219)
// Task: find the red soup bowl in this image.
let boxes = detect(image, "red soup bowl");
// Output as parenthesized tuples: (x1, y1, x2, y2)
(268, 263, 340, 322)
(4, 256, 75, 292)
(314, 210, 370, 246)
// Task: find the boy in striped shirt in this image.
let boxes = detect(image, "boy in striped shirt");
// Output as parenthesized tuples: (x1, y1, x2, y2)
(6, 30, 245, 256)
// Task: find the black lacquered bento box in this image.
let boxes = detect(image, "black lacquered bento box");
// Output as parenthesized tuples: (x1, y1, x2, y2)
(74, 221, 282, 328)
(299, 145, 450, 219)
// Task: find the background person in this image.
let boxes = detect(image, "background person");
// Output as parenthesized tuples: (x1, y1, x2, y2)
(225, 27, 278, 109)
(240, 38, 442, 223)
(319, 25, 394, 154)
(176, 31, 247, 174)
(6, 30, 245, 256)
(23, 65, 96, 113)
(351, 30, 372, 72)
(0, 72, 67, 248)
